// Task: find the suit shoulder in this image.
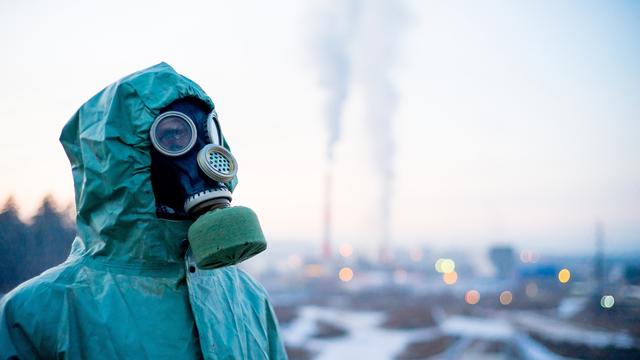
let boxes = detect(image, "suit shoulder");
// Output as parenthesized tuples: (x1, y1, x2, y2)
(1, 259, 82, 313)
(235, 267, 270, 298)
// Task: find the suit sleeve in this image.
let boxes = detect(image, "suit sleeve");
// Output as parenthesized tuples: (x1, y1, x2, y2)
(265, 299, 288, 360)
(0, 295, 38, 360)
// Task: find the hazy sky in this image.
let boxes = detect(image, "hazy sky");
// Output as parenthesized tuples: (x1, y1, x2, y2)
(1, 0, 638, 255)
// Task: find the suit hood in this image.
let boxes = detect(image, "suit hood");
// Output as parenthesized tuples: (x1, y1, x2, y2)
(60, 63, 237, 266)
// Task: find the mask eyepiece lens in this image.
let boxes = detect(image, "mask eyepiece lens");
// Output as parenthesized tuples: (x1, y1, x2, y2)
(150, 111, 197, 156)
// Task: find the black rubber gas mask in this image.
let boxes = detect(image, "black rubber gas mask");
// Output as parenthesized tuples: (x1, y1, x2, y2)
(150, 98, 266, 269)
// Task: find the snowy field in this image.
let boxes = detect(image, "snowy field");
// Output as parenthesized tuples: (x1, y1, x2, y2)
(280, 305, 588, 359)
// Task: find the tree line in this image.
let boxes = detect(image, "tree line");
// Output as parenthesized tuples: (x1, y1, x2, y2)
(0, 196, 75, 294)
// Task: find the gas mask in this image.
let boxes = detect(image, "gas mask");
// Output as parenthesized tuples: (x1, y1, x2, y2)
(150, 97, 266, 269)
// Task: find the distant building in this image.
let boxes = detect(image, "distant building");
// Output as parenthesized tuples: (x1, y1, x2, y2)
(489, 245, 516, 279)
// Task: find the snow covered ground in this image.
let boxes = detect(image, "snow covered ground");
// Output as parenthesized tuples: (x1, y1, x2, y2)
(438, 316, 565, 360)
(440, 316, 513, 341)
(282, 306, 573, 359)
(283, 306, 437, 359)
(556, 297, 587, 319)
(514, 312, 635, 349)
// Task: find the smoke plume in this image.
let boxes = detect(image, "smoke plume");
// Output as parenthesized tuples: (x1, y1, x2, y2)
(312, 0, 358, 160)
(352, 0, 406, 261)
(313, 0, 406, 260)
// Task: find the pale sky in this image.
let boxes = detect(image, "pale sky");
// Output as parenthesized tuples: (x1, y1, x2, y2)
(1, 0, 639, 255)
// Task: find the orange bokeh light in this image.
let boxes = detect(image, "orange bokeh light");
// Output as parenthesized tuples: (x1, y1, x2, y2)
(339, 243, 353, 258)
(339, 267, 354, 282)
(558, 268, 571, 284)
(442, 271, 458, 285)
(304, 264, 324, 278)
(525, 282, 538, 298)
(465, 290, 480, 305)
(499, 291, 513, 305)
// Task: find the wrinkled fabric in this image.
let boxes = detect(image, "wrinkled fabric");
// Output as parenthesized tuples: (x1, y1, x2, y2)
(0, 63, 287, 360)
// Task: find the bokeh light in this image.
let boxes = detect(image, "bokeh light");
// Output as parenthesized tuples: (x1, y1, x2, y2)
(525, 282, 538, 298)
(435, 258, 455, 273)
(305, 264, 324, 278)
(600, 295, 615, 309)
(519, 250, 539, 263)
(558, 268, 571, 284)
(434, 258, 444, 272)
(409, 248, 423, 262)
(287, 254, 302, 269)
(339, 243, 353, 258)
(394, 268, 407, 284)
(499, 291, 513, 305)
(441, 259, 455, 273)
(465, 290, 480, 305)
(442, 271, 458, 285)
(339, 267, 354, 282)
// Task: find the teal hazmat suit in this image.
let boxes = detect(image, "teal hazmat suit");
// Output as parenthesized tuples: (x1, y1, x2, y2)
(0, 63, 287, 359)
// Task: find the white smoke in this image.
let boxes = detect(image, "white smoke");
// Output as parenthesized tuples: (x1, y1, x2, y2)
(352, 0, 406, 260)
(311, 0, 358, 160)
(312, 0, 406, 260)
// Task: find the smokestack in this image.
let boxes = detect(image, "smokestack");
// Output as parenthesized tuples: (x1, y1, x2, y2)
(378, 196, 391, 263)
(353, 0, 406, 263)
(311, 0, 355, 261)
(311, 0, 406, 263)
(322, 166, 333, 260)
(594, 222, 605, 292)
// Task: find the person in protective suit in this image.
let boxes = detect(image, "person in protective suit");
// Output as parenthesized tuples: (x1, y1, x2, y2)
(0, 63, 288, 359)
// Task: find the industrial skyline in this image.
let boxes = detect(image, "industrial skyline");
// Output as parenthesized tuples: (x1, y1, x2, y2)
(1, 0, 639, 253)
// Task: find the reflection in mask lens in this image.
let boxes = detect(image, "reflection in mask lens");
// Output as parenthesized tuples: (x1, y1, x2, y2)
(157, 116, 192, 151)
(150, 111, 197, 156)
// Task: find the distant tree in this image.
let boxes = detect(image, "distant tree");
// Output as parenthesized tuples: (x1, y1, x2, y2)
(60, 202, 76, 229)
(26, 195, 75, 278)
(0, 197, 29, 292)
(0, 195, 76, 294)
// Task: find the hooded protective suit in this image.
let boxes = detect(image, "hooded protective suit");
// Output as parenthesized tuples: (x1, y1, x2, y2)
(0, 63, 287, 359)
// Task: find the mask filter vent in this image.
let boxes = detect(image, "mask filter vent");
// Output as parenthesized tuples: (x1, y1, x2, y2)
(197, 144, 238, 183)
(211, 152, 231, 174)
